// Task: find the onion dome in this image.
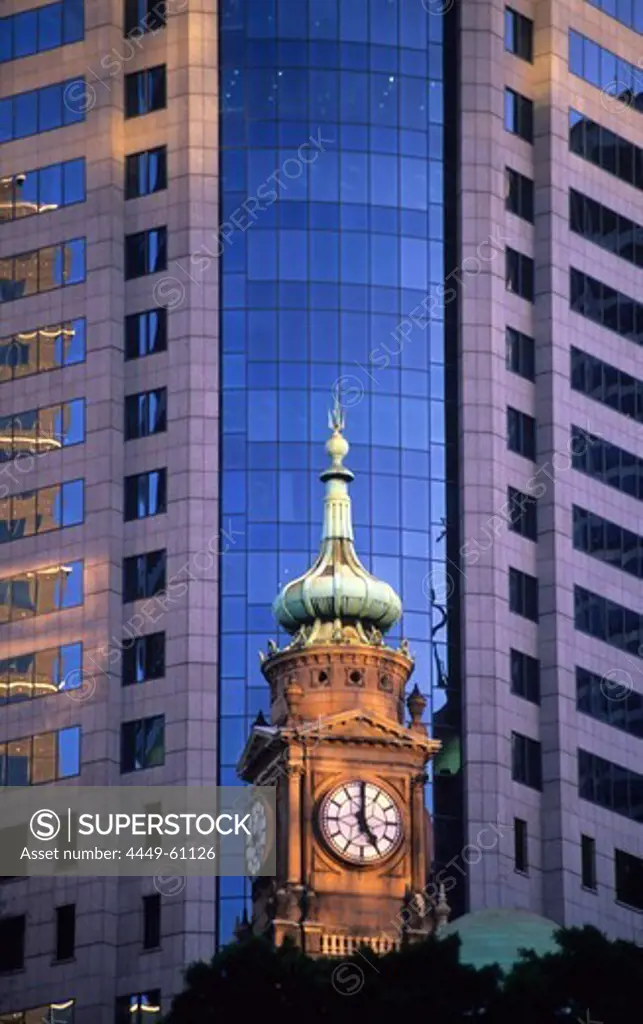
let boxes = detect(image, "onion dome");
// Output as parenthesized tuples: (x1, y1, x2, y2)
(272, 402, 402, 638)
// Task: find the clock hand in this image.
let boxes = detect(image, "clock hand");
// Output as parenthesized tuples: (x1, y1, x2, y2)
(358, 783, 379, 850)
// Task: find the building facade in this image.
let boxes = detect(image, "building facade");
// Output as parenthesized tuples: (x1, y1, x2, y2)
(1, 2, 221, 1022)
(1, 0, 643, 1021)
(457, 0, 643, 940)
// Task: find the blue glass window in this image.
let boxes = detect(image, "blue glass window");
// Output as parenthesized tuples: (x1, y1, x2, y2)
(0, 3, 83, 64)
(0, 238, 85, 303)
(218, 0, 447, 943)
(0, 317, 86, 383)
(570, 29, 643, 114)
(1, 157, 85, 222)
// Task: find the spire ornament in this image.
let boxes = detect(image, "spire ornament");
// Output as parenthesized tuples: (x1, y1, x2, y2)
(271, 408, 402, 644)
(328, 393, 345, 435)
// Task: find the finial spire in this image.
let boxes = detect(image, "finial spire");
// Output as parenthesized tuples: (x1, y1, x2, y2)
(328, 393, 345, 435)
(271, 407, 403, 638)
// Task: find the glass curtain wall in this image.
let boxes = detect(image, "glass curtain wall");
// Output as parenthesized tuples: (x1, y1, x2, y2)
(218, 0, 447, 942)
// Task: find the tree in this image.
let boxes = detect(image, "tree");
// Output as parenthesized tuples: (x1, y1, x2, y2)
(163, 933, 500, 1024)
(164, 925, 641, 1024)
(498, 925, 643, 1024)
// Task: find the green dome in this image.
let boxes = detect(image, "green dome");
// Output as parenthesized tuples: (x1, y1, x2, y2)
(441, 909, 559, 972)
(273, 404, 402, 636)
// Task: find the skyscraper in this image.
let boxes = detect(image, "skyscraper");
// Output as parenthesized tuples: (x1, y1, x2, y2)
(1, 0, 642, 1020)
(456, 0, 643, 943)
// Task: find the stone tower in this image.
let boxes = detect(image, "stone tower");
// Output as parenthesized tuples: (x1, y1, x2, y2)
(237, 405, 449, 955)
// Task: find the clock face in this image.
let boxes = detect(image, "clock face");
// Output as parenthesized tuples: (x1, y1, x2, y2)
(245, 798, 268, 876)
(319, 781, 403, 865)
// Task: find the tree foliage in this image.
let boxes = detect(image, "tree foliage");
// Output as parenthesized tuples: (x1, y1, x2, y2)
(164, 925, 641, 1024)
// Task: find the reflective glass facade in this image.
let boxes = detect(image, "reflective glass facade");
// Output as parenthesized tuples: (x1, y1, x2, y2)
(218, 0, 447, 941)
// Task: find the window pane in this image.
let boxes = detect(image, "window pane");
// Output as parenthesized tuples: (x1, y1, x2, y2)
(39, 245, 60, 291)
(66, 318, 86, 364)
(58, 726, 81, 777)
(11, 574, 37, 619)
(56, 399, 85, 446)
(58, 642, 83, 691)
(32, 730, 57, 783)
(39, 4, 63, 51)
(63, 239, 86, 284)
(63, 0, 85, 44)
(8, 737, 31, 784)
(36, 484, 60, 533)
(38, 82, 62, 131)
(39, 163, 63, 212)
(62, 479, 84, 526)
(13, 10, 38, 58)
(58, 561, 83, 608)
(63, 158, 85, 204)
(145, 716, 165, 767)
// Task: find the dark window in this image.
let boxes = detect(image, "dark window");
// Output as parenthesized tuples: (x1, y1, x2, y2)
(509, 567, 538, 622)
(573, 505, 643, 580)
(124, 0, 167, 35)
(574, 586, 643, 658)
(507, 486, 538, 541)
(125, 146, 167, 200)
(514, 818, 528, 873)
(0, 4, 84, 64)
(124, 66, 166, 118)
(569, 30, 643, 117)
(615, 848, 643, 910)
(504, 87, 533, 142)
(570, 267, 643, 347)
(121, 716, 165, 774)
(577, 666, 643, 740)
(125, 308, 167, 360)
(571, 425, 643, 502)
(579, 749, 643, 824)
(143, 894, 161, 948)
(0, 238, 86, 304)
(569, 108, 643, 195)
(124, 469, 167, 521)
(0, 1002, 75, 1024)
(570, 189, 643, 269)
(510, 649, 540, 704)
(122, 550, 166, 603)
(115, 991, 162, 1024)
(125, 227, 167, 280)
(122, 632, 165, 685)
(505, 7, 533, 61)
(55, 903, 75, 961)
(506, 247, 534, 301)
(506, 326, 535, 380)
(124, 388, 167, 439)
(512, 732, 542, 790)
(0, 77, 85, 145)
(581, 835, 597, 891)
(571, 347, 643, 427)
(0, 914, 25, 971)
(507, 407, 536, 460)
(506, 167, 534, 222)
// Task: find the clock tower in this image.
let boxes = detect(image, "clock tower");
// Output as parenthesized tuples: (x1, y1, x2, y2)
(237, 405, 450, 955)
